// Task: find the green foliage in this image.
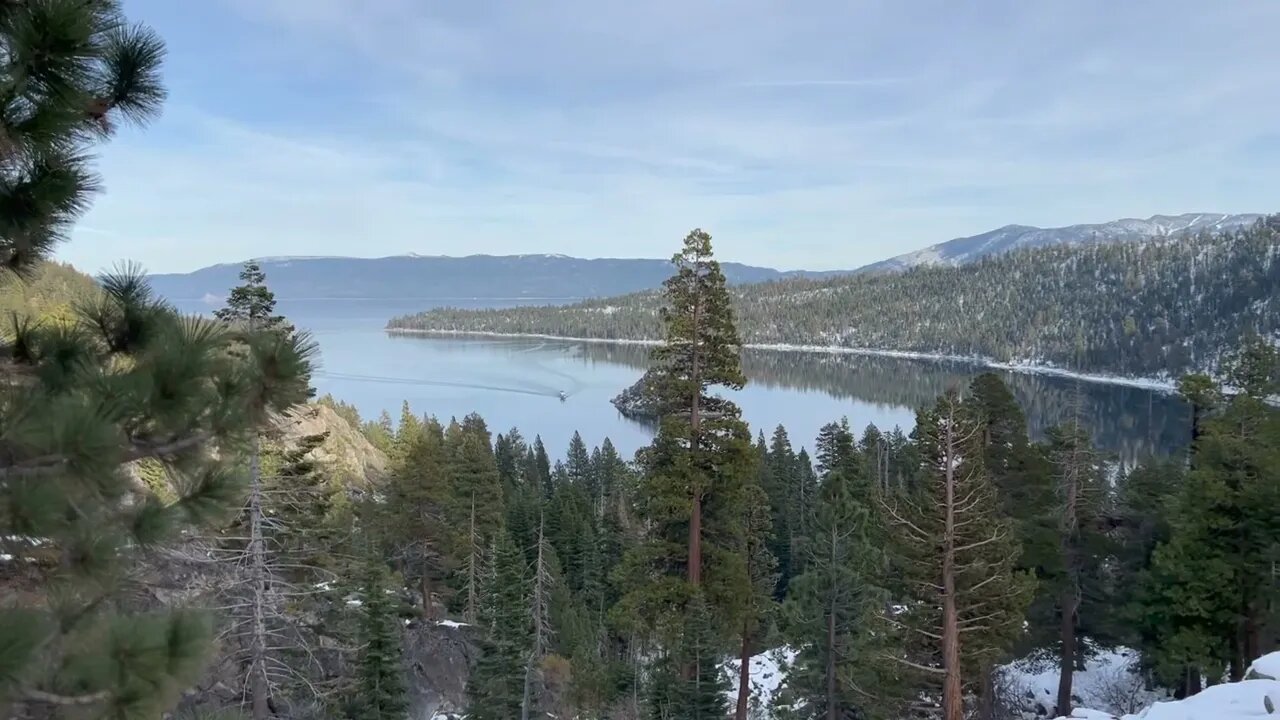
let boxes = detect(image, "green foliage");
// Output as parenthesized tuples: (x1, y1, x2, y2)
(647, 595, 731, 720)
(883, 390, 1034, 701)
(350, 560, 408, 720)
(0, 262, 100, 327)
(0, 0, 165, 272)
(392, 218, 1280, 377)
(0, 260, 315, 719)
(778, 463, 901, 719)
(1136, 340, 1280, 683)
(468, 529, 531, 720)
(213, 262, 291, 333)
(617, 229, 758, 642)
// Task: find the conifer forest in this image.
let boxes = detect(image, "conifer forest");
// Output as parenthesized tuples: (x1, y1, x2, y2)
(3, 4, 1280, 720)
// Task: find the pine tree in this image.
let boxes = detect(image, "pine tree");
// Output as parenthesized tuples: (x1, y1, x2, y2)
(212, 252, 304, 720)
(213, 262, 291, 333)
(779, 471, 900, 720)
(1043, 420, 1109, 716)
(0, 4, 316, 702)
(648, 228, 748, 588)
(617, 229, 755, 643)
(1139, 341, 1280, 687)
(763, 425, 799, 597)
(734, 475, 777, 720)
(469, 529, 531, 720)
(521, 515, 557, 720)
(383, 416, 452, 618)
(351, 560, 408, 720)
(670, 595, 731, 720)
(531, 435, 553, 497)
(881, 390, 1033, 720)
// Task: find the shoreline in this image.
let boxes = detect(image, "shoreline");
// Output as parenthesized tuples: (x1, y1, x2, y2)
(384, 328, 1179, 393)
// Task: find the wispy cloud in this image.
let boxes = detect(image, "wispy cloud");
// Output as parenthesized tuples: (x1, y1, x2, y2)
(61, 0, 1280, 273)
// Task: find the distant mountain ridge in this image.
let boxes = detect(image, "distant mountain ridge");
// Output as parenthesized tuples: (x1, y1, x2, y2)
(859, 212, 1262, 273)
(147, 212, 1265, 302)
(146, 254, 844, 301)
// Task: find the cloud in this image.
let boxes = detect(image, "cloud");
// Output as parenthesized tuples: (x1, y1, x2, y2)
(60, 0, 1280, 273)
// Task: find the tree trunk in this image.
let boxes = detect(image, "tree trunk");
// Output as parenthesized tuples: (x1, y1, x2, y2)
(521, 662, 533, 720)
(941, 421, 964, 720)
(419, 572, 436, 621)
(466, 493, 478, 623)
(736, 623, 751, 720)
(1056, 584, 1077, 716)
(248, 439, 271, 720)
(688, 493, 702, 586)
(978, 664, 995, 720)
(826, 596, 838, 720)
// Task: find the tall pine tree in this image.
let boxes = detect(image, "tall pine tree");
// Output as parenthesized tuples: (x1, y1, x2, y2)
(881, 391, 1033, 720)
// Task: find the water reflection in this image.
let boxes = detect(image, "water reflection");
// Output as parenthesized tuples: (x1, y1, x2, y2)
(560, 342, 1191, 464)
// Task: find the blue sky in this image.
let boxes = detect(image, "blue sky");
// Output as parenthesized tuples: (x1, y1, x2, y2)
(63, 1, 1280, 273)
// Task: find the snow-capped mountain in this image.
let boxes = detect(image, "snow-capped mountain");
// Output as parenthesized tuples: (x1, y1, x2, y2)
(860, 212, 1262, 273)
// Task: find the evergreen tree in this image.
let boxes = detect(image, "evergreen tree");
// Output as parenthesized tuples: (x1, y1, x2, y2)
(351, 560, 408, 720)
(469, 530, 531, 720)
(778, 468, 898, 720)
(522, 516, 558, 720)
(881, 390, 1033, 720)
(531, 435, 553, 498)
(814, 420, 859, 481)
(213, 262, 291, 333)
(670, 595, 731, 720)
(1139, 340, 1280, 686)
(566, 430, 593, 484)
(0, 7, 316, 704)
(648, 228, 748, 588)
(383, 416, 452, 617)
(763, 425, 800, 597)
(1113, 459, 1182, 665)
(1043, 420, 1109, 716)
(734, 475, 778, 720)
(592, 437, 630, 517)
(617, 229, 755, 642)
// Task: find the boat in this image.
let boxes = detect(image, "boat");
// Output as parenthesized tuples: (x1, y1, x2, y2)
(558, 390, 567, 401)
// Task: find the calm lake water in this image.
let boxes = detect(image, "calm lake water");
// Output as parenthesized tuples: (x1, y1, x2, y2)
(173, 297, 1191, 463)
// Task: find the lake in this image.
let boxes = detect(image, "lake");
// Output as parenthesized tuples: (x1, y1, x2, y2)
(173, 297, 1192, 463)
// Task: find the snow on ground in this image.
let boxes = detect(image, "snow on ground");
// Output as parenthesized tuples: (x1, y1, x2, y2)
(1003, 646, 1168, 718)
(1057, 651, 1280, 720)
(723, 647, 796, 716)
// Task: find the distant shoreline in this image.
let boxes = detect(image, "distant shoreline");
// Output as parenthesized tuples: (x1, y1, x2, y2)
(384, 328, 1179, 393)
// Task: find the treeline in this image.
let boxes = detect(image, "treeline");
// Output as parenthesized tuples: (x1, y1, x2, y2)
(404, 230, 1278, 720)
(389, 216, 1280, 377)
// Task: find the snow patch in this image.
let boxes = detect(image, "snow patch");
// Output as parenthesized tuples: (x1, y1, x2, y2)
(723, 647, 796, 715)
(1058, 652, 1280, 720)
(1005, 647, 1167, 718)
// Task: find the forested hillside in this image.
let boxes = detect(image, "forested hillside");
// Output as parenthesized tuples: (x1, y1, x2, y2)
(390, 217, 1280, 378)
(0, 262, 100, 325)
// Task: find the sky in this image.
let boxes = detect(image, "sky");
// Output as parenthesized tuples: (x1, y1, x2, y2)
(62, 1, 1280, 274)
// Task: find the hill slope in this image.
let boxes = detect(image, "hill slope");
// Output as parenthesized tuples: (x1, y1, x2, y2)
(389, 217, 1280, 378)
(860, 212, 1261, 273)
(146, 254, 843, 301)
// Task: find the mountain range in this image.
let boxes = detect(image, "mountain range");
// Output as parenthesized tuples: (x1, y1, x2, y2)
(147, 212, 1263, 301)
(858, 212, 1261, 273)
(145, 254, 841, 301)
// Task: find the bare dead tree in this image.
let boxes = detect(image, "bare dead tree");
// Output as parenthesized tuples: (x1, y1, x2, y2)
(521, 513, 557, 720)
